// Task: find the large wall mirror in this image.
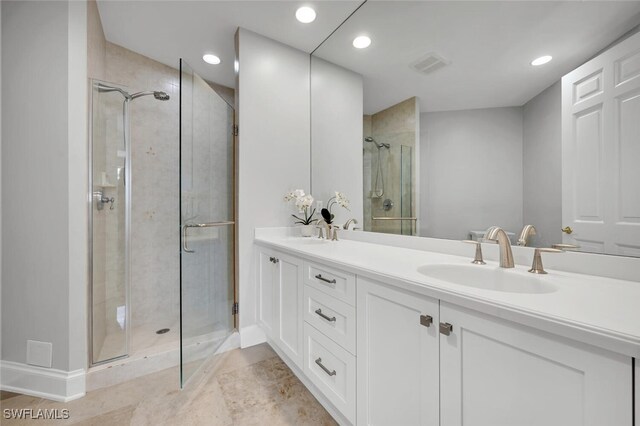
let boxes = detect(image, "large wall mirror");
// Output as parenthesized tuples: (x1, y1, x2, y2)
(311, 1, 640, 257)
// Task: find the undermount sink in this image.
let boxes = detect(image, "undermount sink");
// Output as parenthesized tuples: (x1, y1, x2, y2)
(416, 264, 557, 294)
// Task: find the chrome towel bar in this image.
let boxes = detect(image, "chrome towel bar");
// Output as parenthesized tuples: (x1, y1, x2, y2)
(182, 221, 234, 253)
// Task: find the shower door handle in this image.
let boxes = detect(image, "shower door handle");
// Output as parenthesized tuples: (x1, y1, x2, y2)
(182, 221, 235, 254)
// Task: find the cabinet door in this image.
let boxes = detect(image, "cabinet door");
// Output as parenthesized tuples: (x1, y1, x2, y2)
(274, 251, 304, 368)
(256, 247, 275, 338)
(440, 302, 632, 426)
(357, 277, 439, 426)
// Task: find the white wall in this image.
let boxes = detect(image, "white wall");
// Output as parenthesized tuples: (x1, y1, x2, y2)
(1, 0, 87, 395)
(311, 56, 363, 226)
(236, 29, 311, 346)
(523, 82, 562, 248)
(420, 107, 524, 240)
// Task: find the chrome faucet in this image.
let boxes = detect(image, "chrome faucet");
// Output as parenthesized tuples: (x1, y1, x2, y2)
(484, 226, 515, 268)
(318, 220, 331, 240)
(518, 225, 536, 246)
(343, 218, 358, 230)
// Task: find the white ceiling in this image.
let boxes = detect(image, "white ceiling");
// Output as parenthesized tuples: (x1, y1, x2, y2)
(312, 1, 640, 113)
(97, 0, 361, 89)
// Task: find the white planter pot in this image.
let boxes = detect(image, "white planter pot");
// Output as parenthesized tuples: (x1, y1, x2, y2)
(299, 225, 315, 237)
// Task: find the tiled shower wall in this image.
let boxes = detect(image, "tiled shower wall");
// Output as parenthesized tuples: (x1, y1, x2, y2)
(106, 41, 182, 345)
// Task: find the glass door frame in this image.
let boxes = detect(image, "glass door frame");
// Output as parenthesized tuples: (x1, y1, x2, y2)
(88, 78, 132, 366)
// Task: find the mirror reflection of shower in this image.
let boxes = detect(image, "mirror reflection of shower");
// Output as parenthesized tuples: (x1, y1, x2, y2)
(365, 136, 390, 198)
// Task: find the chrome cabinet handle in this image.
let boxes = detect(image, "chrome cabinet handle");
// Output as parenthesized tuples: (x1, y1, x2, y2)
(439, 322, 453, 336)
(420, 314, 433, 327)
(182, 221, 234, 253)
(315, 309, 336, 322)
(315, 274, 336, 284)
(315, 358, 336, 376)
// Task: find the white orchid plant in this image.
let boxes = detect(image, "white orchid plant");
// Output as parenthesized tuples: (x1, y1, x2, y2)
(322, 191, 350, 224)
(284, 189, 317, 225)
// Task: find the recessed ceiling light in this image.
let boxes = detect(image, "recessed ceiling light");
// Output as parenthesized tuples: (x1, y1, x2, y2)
(353, 36, 371, 49)
(531, 55, 552, 66)
(295, 6, 316, 23)
(203, 54, 221, 65)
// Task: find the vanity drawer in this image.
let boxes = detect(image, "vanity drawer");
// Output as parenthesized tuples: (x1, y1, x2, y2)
(304, 261, 356, 306)
(303, 322, 356, 424)
(304, 286, 356, 355)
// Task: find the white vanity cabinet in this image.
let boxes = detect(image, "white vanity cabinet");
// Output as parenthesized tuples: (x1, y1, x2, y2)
(356, 278, 440, 426)
(256, 247, 304, 368)
(255, 241, 636, 426)
(439, 302, 632, 426)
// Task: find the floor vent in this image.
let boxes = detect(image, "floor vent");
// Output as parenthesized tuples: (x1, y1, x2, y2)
(410, 52, 450, 75)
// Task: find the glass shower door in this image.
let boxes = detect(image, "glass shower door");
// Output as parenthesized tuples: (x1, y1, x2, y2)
(179, 59, 235, 386)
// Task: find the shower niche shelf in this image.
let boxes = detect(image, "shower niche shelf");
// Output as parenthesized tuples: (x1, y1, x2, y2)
(96, 171, 116, 188)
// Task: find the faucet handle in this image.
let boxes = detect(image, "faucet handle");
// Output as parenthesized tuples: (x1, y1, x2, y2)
(551, 243, 580, 251)
(528, 247, 563, 274)
(462, 240, 486, 265)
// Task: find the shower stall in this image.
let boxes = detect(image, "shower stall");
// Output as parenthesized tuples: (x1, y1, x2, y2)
(363, 135, 416, 235)
(363, 97, 419, 236)
(89, 59, 235, 387)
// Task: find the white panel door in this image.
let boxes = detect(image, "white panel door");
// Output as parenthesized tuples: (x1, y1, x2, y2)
(274, 251, 304, 368)
(562, 31, 640, 255)
(256, 248, 275, 338)
(439, 302, 632, 426)
(357, 277, 439, 426)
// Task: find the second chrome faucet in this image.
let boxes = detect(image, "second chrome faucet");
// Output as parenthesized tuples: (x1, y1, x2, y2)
(484, 226, 515, 268)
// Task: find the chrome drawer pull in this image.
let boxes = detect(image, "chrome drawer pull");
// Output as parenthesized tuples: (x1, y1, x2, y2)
(315, 309, 336, 322)
(420, 314, 433, 327)
(315, 274, 336, 284)
(315, 358, 336, 376)
(439, 322, 453, 336)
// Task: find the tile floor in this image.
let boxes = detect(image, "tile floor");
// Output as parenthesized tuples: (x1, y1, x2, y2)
(1, 344, 337, 426)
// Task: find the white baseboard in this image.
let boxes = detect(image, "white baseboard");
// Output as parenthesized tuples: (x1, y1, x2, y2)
(239, 324, 267, 348)
(0, 361, 85, 402)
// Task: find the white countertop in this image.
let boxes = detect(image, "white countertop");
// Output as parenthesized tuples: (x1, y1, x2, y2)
(255, 232, 640, 358)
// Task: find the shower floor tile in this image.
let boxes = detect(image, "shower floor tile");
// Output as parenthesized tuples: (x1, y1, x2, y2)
(1, 343, 337, 426)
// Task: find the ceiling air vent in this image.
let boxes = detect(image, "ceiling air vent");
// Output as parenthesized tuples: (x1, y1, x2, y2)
(410, 52, 450, 75)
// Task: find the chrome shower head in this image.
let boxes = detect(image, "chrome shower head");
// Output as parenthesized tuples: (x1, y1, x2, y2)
(130, 90, 170, 101)
(365, 137, 390, 149)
